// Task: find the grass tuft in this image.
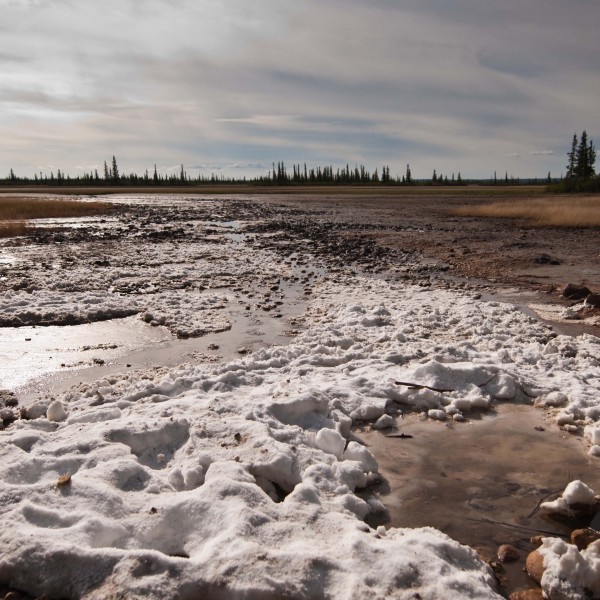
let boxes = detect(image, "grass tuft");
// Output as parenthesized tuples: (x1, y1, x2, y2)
(454, 196, 600, 227)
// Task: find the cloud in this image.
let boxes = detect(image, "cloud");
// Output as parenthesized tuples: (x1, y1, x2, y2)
(1, 0, 598, 178)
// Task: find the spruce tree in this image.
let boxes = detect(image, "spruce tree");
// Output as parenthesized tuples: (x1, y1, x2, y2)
(111, 156, 119, 183)
(566, 133, 578, 179)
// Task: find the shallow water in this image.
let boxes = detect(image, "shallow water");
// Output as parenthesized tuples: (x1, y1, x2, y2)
(8, 278, 311, 403)
(360, 403, 599, 594)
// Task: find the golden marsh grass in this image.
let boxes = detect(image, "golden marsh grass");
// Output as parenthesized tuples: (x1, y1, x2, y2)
(0, 196, 114, 238)
(454, 196, 600, 227)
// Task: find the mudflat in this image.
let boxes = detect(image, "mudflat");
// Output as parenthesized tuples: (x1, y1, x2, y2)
(257, 190, 600, 290)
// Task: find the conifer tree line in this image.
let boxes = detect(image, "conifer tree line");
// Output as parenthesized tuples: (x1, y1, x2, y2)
(263, 161, 417, 185)
(566, 131, 596, 181)
(1, 158, 478, 187)
(2, 142, 594, 189)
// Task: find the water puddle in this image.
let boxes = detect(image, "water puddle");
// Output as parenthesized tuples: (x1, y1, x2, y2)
(359, 403, 599, 594)
(8, 276, 311, 404)
(0, 316, 170, 391)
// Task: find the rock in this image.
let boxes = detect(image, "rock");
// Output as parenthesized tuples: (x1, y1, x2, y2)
(57, 474, 71, 487)
(497, 543, 520, 562)
(534, 253, 560, 265)
(525, 549, 544, 584)
(585, 293, 600, 308)
(562, 283, 592, 300)
(570, 528, 600, 550)
(530, 535, 544, 547)
(509, 589, 543, 600)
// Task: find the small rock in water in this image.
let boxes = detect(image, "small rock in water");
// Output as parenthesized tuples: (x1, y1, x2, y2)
(525, 549, 544, 584)
(570, 528, 600, 550)
(497, 543, 520, 562)
(237, 346, 249, 355)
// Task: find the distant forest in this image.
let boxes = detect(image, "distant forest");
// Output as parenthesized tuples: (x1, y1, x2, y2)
(1, 157, 550, 187)
(2, 131, 598, 190)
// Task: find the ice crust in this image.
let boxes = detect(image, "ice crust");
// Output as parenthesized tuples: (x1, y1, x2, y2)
(1, 276, 600, 598)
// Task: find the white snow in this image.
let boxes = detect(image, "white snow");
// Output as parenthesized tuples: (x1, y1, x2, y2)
(537, 480, 600, 599)
(541, 480, 597, 516)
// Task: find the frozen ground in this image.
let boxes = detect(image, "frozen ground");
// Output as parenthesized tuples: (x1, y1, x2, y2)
(0, 195, 599, 599)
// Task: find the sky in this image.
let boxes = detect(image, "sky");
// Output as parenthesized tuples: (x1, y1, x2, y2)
(1, 0, 599, 180)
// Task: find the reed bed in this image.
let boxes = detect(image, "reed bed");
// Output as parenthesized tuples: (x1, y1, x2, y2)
(454, 196, 600, 227)
(0, 197, 113, 238)
(0, 197, 112, 220)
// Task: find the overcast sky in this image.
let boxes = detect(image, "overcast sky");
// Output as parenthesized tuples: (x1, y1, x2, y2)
(2, 0, 599, 180)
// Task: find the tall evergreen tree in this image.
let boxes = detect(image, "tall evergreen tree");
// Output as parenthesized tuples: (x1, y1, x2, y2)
(566, 133, 578, 179)
(111, 156, 119, 183)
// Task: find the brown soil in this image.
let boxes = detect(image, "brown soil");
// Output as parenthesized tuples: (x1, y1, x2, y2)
(256, 190, 600, 334)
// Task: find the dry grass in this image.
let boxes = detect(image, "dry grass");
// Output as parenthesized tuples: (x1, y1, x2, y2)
(0, 196, 113, 220)
(454, 196, 600, 227)
(0, 197, 114, 238)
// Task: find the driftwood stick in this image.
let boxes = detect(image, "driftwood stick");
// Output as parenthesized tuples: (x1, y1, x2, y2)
(394, 381, 454, 393)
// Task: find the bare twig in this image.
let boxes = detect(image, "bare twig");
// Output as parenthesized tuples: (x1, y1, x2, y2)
(526, 488, 563, 518)
(394, 381, 454, 393)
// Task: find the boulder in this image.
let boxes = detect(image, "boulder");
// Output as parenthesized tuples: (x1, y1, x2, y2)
(562, 283, 592, 300)
(585, 293, 600, 308)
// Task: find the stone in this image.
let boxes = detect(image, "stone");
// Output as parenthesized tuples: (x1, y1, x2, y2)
(530, 535, 544, 547)
(562, 283, 592, 300)
(585, 293, 600, 308)
(534, 253, 560, 265)
(57, 474, 71, 487)
(525, 549, 544, 584)
(509, 589, 543, 600)
(571, 528, 600, 550)
(497, 543, 520, 562)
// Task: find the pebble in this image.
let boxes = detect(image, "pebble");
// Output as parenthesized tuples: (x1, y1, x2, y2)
(497, 543, 520, 562)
